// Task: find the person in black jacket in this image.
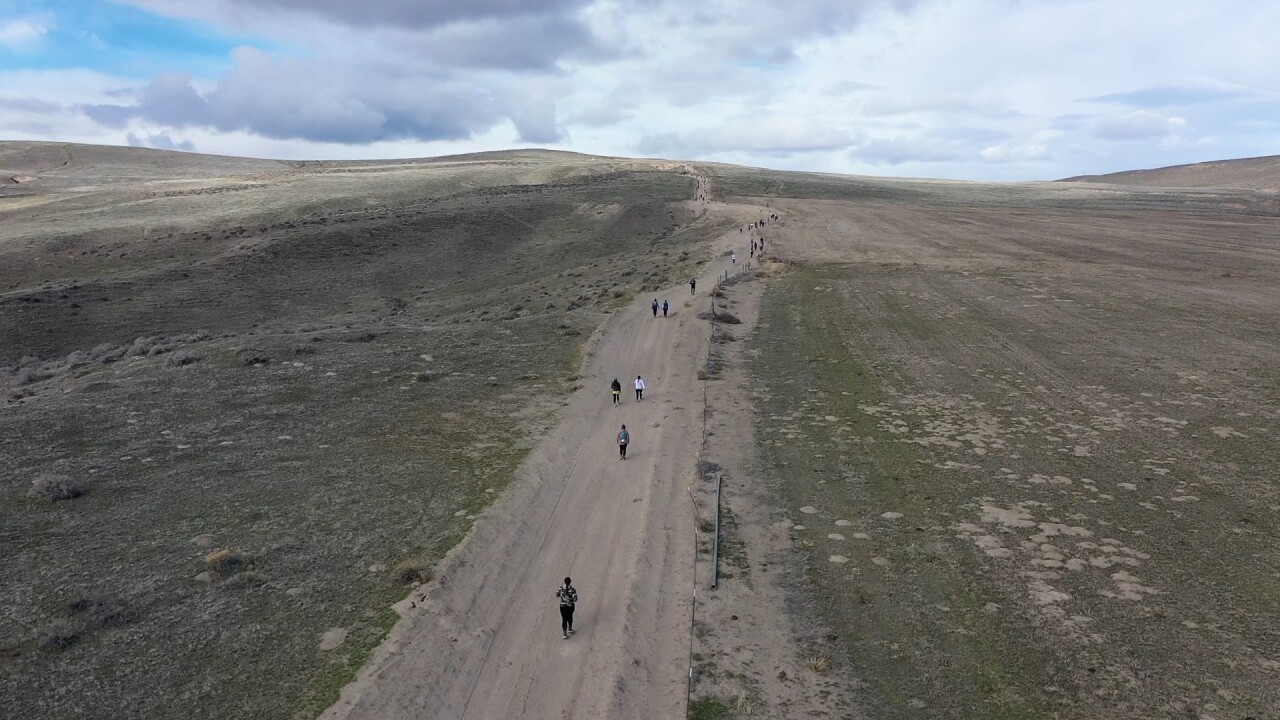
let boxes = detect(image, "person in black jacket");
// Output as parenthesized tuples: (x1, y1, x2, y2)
(611, 377, 622, 405)
(555, 577, 577, 639)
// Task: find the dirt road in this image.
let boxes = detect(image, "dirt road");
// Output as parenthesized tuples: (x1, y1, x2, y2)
(323, 200, 747, 720)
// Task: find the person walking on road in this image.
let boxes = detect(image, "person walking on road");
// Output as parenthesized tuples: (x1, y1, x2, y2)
(731, 252, 737, 265)
(662, 299, 669, 317)
(651, 298, 659, 317)
(556, 577, 577, 639)
(690, 278, 696, 295)
(617, 424, 630, 459)
(635, 375, 646, 401)
(611, 377, 622, 405)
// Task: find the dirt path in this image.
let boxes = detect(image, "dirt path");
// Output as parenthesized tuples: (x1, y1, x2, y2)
(321, 179, 753, 720)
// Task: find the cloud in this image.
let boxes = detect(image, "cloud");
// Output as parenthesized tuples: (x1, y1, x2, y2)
(851, 136, 965, 165)
(83, 48, 510, 144)
(1093, 111, 1187, 142)
(127, 131, 195, 151)
(1086, 81, 1257, 108)
(128, 0, 594, 30)
(0, 17, 51, 48)
(637, 114, 858, 157)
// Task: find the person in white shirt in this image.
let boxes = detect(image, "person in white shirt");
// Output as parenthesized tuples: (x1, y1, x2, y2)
(634, 375, 646, 401)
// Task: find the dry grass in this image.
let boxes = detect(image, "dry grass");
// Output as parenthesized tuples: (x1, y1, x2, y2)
(804, 655, 831, 675)
(734, 690, 764, 715)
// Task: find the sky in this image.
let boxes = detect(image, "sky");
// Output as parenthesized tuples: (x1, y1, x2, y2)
(1, 0, 1278, 180)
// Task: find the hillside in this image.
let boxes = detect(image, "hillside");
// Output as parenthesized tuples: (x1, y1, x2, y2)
(2, 142, 1277, 720)
(1063, 154, 1280, 191)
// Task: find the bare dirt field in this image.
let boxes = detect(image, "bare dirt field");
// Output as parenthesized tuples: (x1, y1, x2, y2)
(702, 166, 1279, 718)
(4, 142, 1277, 720)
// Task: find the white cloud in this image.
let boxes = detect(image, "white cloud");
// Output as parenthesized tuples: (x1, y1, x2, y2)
(1093, 111, 1187, 142)
(0, 17, 51, 48)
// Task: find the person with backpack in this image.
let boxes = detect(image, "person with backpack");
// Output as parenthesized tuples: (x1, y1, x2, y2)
(611, 378, 622, 405)
(555, 577, 577, 639)
(617, 424, 630, 459)
(662, 299, 669, 317)
(651, 298, 659, 317)
(634, 375, 646, 401)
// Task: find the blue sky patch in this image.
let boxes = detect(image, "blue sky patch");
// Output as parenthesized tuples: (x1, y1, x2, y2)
(0, 0, 270, 78)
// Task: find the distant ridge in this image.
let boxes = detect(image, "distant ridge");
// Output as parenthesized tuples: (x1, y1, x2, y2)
(0, 140, 606, 188)
(1063, 154, 1280, 192)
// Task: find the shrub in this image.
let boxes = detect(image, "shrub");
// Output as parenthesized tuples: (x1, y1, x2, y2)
(204, 548, 251, 573)
(39, 618, 80, 650)
(30, 474, 85, 502)
(91, 342, 127, 364)
(64, 350, 91, 368)
(221, 571, 265, 590)
(129, 337, 157, 356)
(68, 594, 137, 628)
(16, 368, 56, 386)
(166, 351, 201, 368)
(392, 559, 430, 585)
(235, 349, 270, 365)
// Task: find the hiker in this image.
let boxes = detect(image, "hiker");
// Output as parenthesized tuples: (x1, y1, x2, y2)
(611, 377, 622, 405)
(652, 298, 659, 317)
(731, 252, 737, 265)
(635, 375, 646, 401)
(662, 299, 669, 317)
(556, 577, 577, 639)
(690, 278, 696, 295)
(617, 424, 630, 459)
